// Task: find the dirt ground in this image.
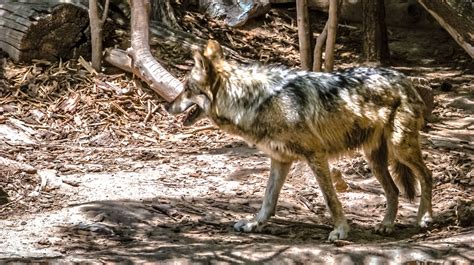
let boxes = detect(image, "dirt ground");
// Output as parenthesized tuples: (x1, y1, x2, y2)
(0, 7, 473, 264)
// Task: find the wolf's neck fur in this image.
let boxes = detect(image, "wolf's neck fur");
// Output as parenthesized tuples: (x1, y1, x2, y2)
(213, 63, 298, 126)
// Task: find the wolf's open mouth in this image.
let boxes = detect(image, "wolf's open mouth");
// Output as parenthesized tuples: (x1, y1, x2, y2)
(183, 104, 203, 126)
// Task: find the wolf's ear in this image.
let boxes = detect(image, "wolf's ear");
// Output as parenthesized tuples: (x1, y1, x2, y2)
(193, 50, 209, 71)
(204, 40, 223, 62)
(191, 50, 211, 85)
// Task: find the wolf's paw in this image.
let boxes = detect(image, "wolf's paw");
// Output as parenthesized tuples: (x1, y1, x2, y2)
(418, 213, 433, 229)
(234, 219, 262, 232)
(375, 222, 395, 235)
(328, 223, 350, 242)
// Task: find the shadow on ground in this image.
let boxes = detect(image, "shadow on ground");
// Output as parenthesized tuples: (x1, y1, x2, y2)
(52, 195, 472, 264)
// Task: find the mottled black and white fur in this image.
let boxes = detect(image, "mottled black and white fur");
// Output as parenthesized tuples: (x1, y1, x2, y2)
(167, 40, 433, 241)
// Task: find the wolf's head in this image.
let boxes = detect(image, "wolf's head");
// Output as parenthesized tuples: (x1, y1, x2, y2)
(166, 40, 225, 126)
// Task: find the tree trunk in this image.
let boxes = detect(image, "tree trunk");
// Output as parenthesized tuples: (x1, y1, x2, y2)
(324, 0, 338, 72)
(0, 0, 90, 62)
(89, 0, 110, 71)
(313, 22, 328, 72)
(417, 0, 474, 58)
(313, 0, 341, 72)
(362, 0, 390, 64)
(296, 0, 313, 70)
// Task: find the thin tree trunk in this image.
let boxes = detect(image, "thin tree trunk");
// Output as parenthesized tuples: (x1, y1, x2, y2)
(313, 22, 328, 72)
(324, 0, 338, 72)
(313, 0, 342, 72)
(296, 0, 313, 70)
(362, 0, 390, 64)
(89, 0, 109, 71)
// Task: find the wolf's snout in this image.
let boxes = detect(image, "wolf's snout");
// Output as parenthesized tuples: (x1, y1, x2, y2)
(165, 98, 194, 115)
(165, 100, 184, 114)
(164, 103, 174, 113)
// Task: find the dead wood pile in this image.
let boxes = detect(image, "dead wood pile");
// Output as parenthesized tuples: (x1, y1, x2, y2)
(0, 0, 90, 62)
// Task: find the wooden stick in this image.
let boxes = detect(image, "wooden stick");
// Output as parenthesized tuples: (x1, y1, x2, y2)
(185, 125, 218, 134)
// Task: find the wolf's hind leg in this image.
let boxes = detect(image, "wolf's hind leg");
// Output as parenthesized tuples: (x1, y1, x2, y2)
(306, 155, 349, 241)
(364, 139, 399, 234)
(234, 159, 292, 232)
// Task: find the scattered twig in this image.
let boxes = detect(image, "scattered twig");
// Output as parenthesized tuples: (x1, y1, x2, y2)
(7, 118, 36, 135)
(78, 56, 98, 75)
(185, 125, 218, 134)
(110, 102, 129, 117)
(0, 156, 37, 174)
(144, 103, 160, 124)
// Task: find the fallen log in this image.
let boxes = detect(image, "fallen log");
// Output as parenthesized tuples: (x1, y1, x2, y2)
(417, 0, 474, 58)
(0, 0, 90, 62)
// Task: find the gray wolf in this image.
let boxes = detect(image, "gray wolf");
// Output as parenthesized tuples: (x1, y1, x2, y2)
(167, 40, 433, 241)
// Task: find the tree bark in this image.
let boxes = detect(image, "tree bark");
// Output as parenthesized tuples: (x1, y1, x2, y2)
(313, 22, 328, 72)
(0, 0, 90, 62)
(362, 0, 390, 64)
(417, 0, 474, 58)
(105, 0, 183, 102)
(324, 0, 338, 72)
(313, 0, 341, 72)
(89, 0, 109, 71)
(296, 0, 313, 70)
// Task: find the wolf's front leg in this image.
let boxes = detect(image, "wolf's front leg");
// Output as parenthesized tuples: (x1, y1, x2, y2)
(234, 159, 293, 232)
(306, 155, 350, 241)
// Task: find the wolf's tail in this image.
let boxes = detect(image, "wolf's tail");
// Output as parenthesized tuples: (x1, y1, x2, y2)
(391, 161, 417, 202)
